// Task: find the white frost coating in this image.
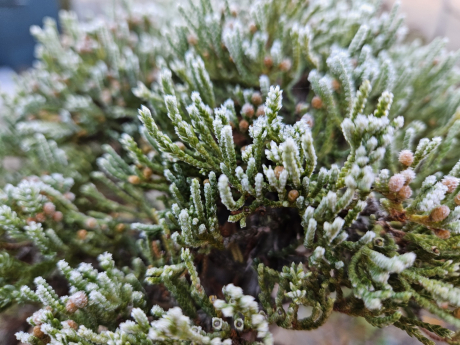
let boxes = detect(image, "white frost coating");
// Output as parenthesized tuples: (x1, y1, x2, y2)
(218, 174, 237, 210)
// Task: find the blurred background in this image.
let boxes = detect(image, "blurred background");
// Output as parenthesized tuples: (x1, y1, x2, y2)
(0, 0, 459, 344)
(1, 0, 460, 95)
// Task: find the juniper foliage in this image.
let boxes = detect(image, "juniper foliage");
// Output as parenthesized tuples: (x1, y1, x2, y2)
(3, 0, 460, 344)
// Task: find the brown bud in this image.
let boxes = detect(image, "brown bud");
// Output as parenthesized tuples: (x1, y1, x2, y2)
(433, 228, 451, 239)
(143, 167, 153, 179)
(279, 59, 292, 72)
(241, 103, 255, 118)
(439, 302, 449, 309)
(397, 186, 412, 200)
(442, 176, 459, 193)
(85, 217, 98, 229)
(43, 202, 56, 215)
(101, 89, 112, 104)
(249, 22, 257, 33)
(455, 193, 460, 206)
(203, 179, 210, 185)
(33, 325, 45, 338)
(53, 211, 63, 222)
(77, 229, 87, 240)
(70, 291, 88, 308)
(151, 241, 161, 258)
(274, 166, 285, 179)
(288, 190, 300, 203)
(115, 223, 126, 233)
(175, 141, 186, 150)
(251, 92, 263, 106)
(454, 307, 460, 319)
(311, 96, 323, 109)
(65, 320, 78, 330)
(263, 56, 273, 68)
(66, 301, 78, 314)
(256, 105, 265, 117)
(128, 175, 141, 184)
(187, 34, 198, 45)
(301, 114, 314, 128)
(239, 119, 249, 132)
(430, 205, 450, 223)
(388, 174, 405, 193)
(35, 213, 46, 223)
(331, 79, 340, 91)
(141, 143, 153, 154)
(398, 150, 414, 167)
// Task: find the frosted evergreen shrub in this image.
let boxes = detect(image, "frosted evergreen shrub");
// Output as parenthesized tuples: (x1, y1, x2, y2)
(2, 1, 460, 344)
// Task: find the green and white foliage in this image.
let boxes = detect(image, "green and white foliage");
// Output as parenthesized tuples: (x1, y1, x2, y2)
(16, 252, 146, 345)
(0, 170, 142, 312)
(0, 2, 162, 184)
(3, 0, 460, 344)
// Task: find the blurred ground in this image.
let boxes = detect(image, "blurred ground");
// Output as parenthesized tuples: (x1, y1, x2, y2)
(0, 66, 15, 96)
(270, 306, 422, 345)
(386, 0, 460, 50)
(1, 1, 459, 344)
(2, 0, 460, 94)
(73, 0, 460, 52)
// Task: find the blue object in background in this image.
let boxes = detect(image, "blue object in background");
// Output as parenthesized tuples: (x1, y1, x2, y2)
(0, 0, 59, 71)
